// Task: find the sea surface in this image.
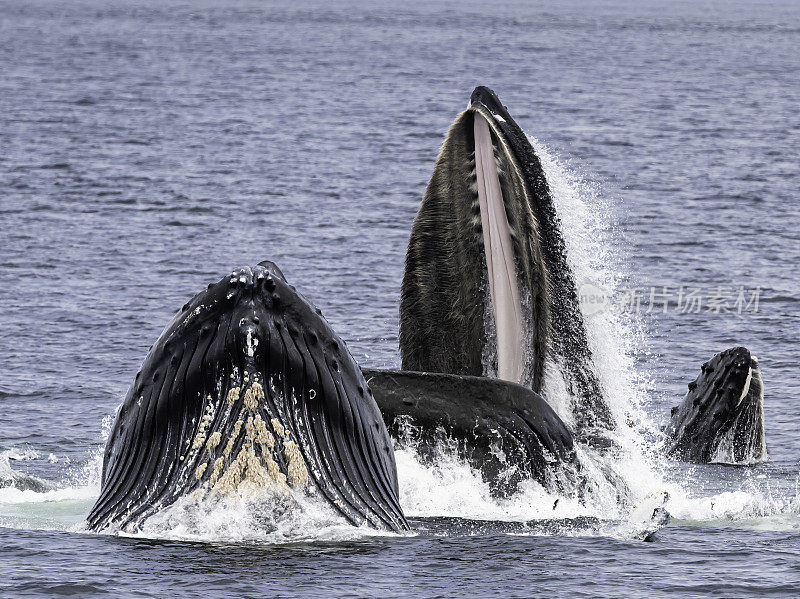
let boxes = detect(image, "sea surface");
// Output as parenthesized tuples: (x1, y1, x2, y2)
(1, 0, 799, 597)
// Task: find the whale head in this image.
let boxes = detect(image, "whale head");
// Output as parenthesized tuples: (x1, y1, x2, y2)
(88, 261, 408, 532)
(400, 85, 550, 390)
(400, 86, 612, 434)
(667, 346, 766, 464)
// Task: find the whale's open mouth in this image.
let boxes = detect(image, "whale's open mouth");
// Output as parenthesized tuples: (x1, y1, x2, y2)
(400, 87, 549, 392)
(472, 109, 525, 384)
(401, 85, 611, 433)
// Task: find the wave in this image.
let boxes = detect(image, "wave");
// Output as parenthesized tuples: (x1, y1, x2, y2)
(0, 450, 54, 494)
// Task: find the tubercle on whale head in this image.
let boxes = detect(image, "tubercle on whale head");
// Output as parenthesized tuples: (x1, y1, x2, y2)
(256, 260, 287, 282)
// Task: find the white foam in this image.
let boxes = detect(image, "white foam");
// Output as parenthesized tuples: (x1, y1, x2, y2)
(0, 485, 97, 505)
(395, 445, 589, 522)
(112, 489, 403, 545)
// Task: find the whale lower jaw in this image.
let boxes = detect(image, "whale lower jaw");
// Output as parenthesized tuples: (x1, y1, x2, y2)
(362, 368, 581, 496)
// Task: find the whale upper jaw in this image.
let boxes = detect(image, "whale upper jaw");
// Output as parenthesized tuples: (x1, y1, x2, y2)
(469, 85, 513, 127)
(88, 262, 408, 533)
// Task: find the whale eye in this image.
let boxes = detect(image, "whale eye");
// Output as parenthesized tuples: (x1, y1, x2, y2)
(308, 332, 318, 345)
(264, 277, 276, 292)
(253, 316, 259, 325)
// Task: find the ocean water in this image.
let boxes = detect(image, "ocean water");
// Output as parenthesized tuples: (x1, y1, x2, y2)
(1, 0, 799, 596)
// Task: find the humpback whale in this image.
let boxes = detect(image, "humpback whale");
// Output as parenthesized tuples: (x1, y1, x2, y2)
(88, 262, 408, 532)
(400, 86, 613, 436)
(667, 346, 766, 464)
(357, 87, 619, 495)
(83, 87, 767, 536)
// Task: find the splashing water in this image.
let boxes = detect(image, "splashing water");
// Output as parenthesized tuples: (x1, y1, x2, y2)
(532, 136, 668, 514)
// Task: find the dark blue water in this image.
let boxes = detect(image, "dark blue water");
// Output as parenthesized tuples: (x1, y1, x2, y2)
(1, 0, 799, 596)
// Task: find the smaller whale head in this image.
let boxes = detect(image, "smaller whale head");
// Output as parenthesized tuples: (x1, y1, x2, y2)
(667, 346, 766, 464)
